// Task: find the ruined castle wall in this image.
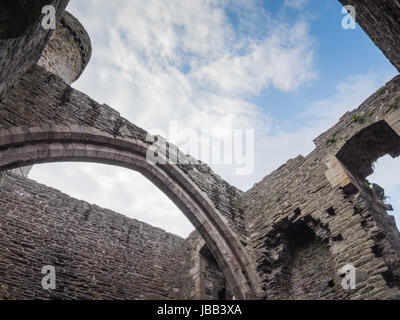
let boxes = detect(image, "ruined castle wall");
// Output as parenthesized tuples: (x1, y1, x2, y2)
(244, 148, 399, 300)
(290, 235, 337, 300)
(0, 0, 69, 100)
(244, 153, 353, 299)
(37, 11, 92, 85)
(0, 65, 258, 301)
(3, 0, 400, 301)
(244, 75, 400, 300)
(338, 0, 400, 73)
(0, 174, 187, 300)
(181, 232, 205, 300)
(0, 5, 251, 297)
(198, 246, 232, 300)
(8, 10, 92, 178)
(0, 1, 70, 178)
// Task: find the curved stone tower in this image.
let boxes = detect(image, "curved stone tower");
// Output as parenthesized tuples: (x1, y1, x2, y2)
(10, 11, 91, 178)
(38, 11, 92, 85)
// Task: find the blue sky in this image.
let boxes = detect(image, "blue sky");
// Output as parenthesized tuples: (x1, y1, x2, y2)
(254, 0, 396, 129)
(30, 0, 400, 237)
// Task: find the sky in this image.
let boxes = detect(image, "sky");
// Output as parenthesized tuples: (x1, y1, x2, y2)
(30, 0, 400, 238)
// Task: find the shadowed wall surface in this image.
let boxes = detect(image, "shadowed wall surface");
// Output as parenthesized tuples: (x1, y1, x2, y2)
(0, 0, 69, 100)
(0, 174, 187, 300)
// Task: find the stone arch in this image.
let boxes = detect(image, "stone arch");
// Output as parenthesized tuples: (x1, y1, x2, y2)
(322, 75, 400, 194)
(0, 124, 259, 299)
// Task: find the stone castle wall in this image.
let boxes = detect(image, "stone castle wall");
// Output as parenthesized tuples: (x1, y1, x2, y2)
(244, 75, 400, 299)
(0, 173, 187, 300)
(0, 0, 400, 300)
(0, 64, 245, 240)
(181, 231, 233, 300)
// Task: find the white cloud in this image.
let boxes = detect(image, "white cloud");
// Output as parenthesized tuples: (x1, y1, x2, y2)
(69, 0, 316, 132)
(284, 0, 308, 9)
(190, 21, 316, 96)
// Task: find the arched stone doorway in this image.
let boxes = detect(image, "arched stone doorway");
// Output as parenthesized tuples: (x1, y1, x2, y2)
(332, 120, 400, 291)
(0, 122, 259, 299)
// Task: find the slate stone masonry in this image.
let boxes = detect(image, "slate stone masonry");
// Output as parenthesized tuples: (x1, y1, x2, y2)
(0, 174, 186, 300)
(0, 0, 400, 300)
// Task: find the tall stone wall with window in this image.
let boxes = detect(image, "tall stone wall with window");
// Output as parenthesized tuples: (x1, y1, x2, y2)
(243, 75, 400, 300)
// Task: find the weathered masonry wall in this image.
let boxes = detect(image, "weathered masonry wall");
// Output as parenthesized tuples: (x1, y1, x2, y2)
(0, 174, 187, 300)
(0, 0, 69, 100)
(1, 2, 72, 178)
(10, 10, 92, 178)
(244, 75, 400, 300)
(1, 0, 400, 300)
(37, 11, 92, 85)
(338, 0, 400, 72)
(0, 5, 255, 299)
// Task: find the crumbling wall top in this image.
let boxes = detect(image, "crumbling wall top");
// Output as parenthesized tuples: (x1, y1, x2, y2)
(37, 11, 92, 84)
